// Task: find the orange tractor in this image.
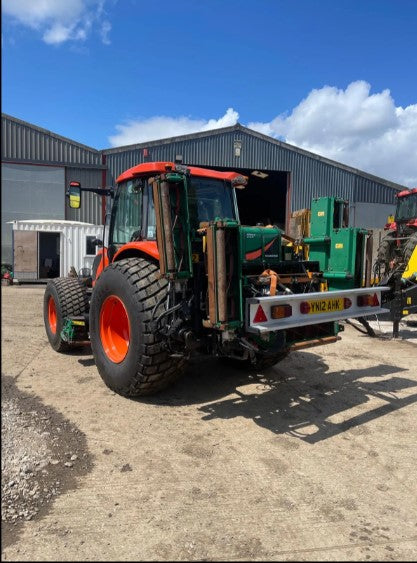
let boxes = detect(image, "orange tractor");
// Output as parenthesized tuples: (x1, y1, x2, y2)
(43, 162, 389, 397)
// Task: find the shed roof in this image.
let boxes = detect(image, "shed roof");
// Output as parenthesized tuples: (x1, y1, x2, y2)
(102, 123, 405, 191)
(2, 113, 99, 154)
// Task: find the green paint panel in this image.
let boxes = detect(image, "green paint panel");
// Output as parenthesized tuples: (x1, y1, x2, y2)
(310, 197, 346, 237)
(329, 229, 357, 273)
(307, 197, 367, 290)
(310, 197, 333, 237)
(239, 226, 282, 268)
(308, 242, 330, 271)
(326, 229, 358, 290)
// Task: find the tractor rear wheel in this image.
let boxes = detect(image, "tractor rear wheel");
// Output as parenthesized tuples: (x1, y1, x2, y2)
(376, 231, 396, 275)
(403, 232, 417, 267)
(89, 257, 185, 396)
(44, 277, 89, 352)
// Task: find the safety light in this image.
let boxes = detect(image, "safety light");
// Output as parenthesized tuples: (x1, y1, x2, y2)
(271, 304, 292, 319)
(253, 305, 267, 323)
(343, 298, 352, 309)
(357, 293, 380, 307)
(300, 302, 310, 314)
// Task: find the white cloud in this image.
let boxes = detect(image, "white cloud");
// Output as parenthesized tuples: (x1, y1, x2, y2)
(248, 81, 417, 187)
(100, 20, 111, 45)
(2, 0, 110, 45)
(108, 83, 415, 186)
(108, 108, 239, 147)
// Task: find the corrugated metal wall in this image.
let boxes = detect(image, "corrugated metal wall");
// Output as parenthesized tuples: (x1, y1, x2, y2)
(2, 114, 100, 165)
(103, 128, 400, 211)
(1, 114, 103, 240)
(65, 168, 103, 224)
(2, 114, 401, 232)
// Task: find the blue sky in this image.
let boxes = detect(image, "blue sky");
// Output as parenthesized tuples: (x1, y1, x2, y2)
(2, 0, 417, 185)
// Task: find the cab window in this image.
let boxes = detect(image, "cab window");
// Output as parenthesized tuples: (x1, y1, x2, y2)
(111, 180, 142, 244)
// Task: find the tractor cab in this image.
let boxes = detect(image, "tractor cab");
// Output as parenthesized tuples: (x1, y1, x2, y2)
(107, 162, 244, 264)
(386, 188, 417, 233)
(395, 188, 417, 225)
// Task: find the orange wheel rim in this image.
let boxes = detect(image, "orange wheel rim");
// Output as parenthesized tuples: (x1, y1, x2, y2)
(48, 296, 57, 334)
(100, 295, 130, 363)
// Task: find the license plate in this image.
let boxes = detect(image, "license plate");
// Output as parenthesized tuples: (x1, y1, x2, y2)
(308, 297, 344, 314)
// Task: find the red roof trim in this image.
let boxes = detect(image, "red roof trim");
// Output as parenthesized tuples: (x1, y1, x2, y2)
(116, 161, 245, 184)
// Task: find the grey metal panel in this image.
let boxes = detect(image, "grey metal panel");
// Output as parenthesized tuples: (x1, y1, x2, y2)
(3, 114, 402, 220)
(2, 113, 100, 165)
(1, 163, 65, 263)
(65, 168, 103, 224)
(104, 128, 402, 213)
(351, 202, 396, 229)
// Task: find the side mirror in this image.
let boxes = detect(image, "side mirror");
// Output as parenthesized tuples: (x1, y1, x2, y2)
(67, 181, 81, 209)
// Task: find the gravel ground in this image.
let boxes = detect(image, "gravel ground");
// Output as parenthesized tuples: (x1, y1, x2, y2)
(1, 285, 417, 561)
(1, 376, 93, 548)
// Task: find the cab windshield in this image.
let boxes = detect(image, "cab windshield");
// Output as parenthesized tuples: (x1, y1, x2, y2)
(396, 193, 417, 222)
(187, 176, 237, 229)
(110, 175, 238, 245)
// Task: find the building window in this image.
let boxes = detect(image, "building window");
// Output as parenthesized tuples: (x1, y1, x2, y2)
(86, 236, 97, 256)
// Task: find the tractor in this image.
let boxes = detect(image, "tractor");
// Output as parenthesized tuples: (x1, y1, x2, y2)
(376, 187, 417, 278)
(43, 162, 389, 397)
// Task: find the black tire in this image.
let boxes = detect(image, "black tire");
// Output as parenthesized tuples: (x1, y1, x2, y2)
(403, 232, 417, 266)
(89, 257, 185, 397)
(44, 277, 89, 352)
(377, 232, 396, 274)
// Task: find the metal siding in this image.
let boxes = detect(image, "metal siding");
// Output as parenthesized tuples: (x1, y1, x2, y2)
(104, 129, 399, 211)
(2, 114, 100, 165)
(65, 168, 103, 225)
(3, 114, 401, 217)
(351, 202, 396, 228)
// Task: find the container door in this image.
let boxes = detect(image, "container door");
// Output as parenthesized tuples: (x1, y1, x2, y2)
(13, 231, 38, 281)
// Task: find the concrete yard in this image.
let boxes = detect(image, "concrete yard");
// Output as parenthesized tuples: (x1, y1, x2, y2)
(1, 285, 417, 561)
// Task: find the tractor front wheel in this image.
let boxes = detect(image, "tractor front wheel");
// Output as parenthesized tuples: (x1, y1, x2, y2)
(43, 277, 89, 352)
(89, 257, 185, 396)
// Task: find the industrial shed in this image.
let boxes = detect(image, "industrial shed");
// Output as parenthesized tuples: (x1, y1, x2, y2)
(2, 113, 405, 264)
(102, 125, 403, 233)
(1, 114, 104, 264)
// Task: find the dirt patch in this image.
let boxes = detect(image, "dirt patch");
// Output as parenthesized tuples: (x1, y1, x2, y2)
(1, 375, 93, 549)
(2, 286, 417, 561)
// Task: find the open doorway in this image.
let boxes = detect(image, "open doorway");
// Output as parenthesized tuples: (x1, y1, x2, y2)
(192, 165, 289, 230)
(38, 232, 60, 278)
(235, 169, 288, 230)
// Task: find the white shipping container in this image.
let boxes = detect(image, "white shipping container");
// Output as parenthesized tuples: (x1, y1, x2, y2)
(10, 220, 103, 282)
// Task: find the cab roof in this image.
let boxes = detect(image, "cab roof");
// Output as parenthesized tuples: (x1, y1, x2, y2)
(397, 187, 417, 198)
(116, 161, 245, 184)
